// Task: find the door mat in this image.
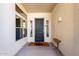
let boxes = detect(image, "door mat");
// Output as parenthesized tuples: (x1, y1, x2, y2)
(29, 42, 49, 46)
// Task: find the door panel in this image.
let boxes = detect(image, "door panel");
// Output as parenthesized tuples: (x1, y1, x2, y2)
(35, 18, 44, 42)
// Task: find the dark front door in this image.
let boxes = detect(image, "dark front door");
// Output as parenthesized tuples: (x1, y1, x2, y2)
(35, 18, 44, 42)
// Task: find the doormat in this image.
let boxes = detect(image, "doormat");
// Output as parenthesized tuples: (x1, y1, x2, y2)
(29, 42, 49, 46)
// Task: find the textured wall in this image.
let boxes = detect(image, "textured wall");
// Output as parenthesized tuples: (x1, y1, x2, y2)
(51, 4, 74, 56)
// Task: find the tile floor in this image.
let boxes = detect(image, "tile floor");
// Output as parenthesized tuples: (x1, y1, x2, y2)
(16, 43, 63, 56)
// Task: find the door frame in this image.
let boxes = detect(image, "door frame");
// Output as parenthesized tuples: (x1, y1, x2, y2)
(35, 18, 44, 42)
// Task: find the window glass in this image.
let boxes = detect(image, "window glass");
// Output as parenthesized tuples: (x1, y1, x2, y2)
(46, 20, 49, 37)
(16, 15, 27, 41)
(30, 20, 33, 37)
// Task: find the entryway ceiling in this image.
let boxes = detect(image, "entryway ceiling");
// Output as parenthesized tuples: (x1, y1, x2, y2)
(21, 3, 56, 13)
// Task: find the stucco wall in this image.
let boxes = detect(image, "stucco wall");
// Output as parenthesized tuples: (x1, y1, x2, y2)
(51, 4, 74, 55)
(0, 4, 27, 56)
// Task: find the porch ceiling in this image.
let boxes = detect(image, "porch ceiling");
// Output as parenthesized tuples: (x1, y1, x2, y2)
(21, 3, 56, 13)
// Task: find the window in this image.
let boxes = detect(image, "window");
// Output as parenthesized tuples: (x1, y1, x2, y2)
(46, 20, 49, 37)
(30, 20, 33, 37)
(23, 20, 27, 37)
(16, 4, 27, 41)
(16, 15, 22, 41)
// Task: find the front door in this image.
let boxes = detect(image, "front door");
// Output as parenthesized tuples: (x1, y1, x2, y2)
(35, 18, 44, 42)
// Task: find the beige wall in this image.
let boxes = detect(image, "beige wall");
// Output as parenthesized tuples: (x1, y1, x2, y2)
(51, 4, 74, 55)
(74, 4, 79, 56)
